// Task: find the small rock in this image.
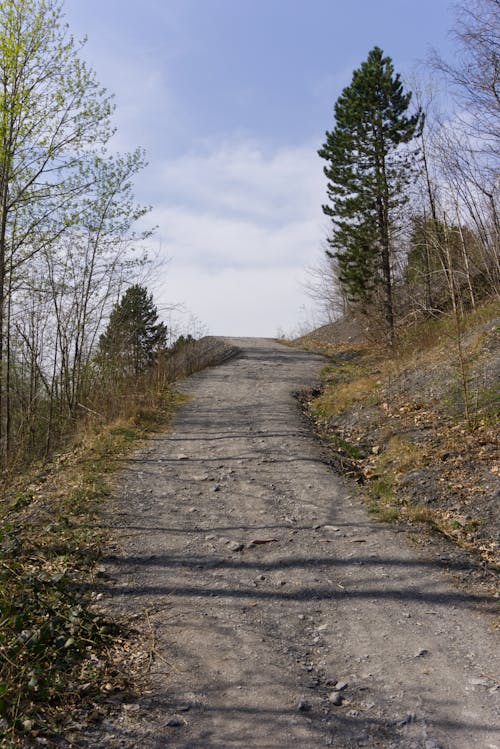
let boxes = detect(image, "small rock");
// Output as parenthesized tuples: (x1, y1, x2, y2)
(123, 703, 140, 713)
(166, 717, 184, 727)
(333, 681, 348, 691)
(297, 698, 312, 712)
(248, 537, 279, 546)
(328, 691, 342, 706)
(396, 712, 417, 726)
(416, 648, 429, 658)
(177, 455, 189, 460)
(229, 542, 244, 552)
(469, 677, 493, 687)
(322, 525, 340, 532)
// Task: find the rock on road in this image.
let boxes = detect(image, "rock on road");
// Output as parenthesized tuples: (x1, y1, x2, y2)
(88, 338, 499, 749)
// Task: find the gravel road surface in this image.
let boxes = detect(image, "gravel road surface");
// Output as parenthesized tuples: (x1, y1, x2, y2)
(84, 338, 499, 749)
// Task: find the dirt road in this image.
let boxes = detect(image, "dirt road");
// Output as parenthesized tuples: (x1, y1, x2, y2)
(87, 338, 499, 748)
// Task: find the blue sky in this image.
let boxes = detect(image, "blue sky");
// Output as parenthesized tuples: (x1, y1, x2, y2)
(63, 0, 457, 337)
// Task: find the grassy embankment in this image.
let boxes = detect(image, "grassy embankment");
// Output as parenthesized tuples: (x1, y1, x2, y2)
(298, 301, 500, 572)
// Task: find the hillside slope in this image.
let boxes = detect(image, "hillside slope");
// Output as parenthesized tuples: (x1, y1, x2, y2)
(297, 303, 500, 598)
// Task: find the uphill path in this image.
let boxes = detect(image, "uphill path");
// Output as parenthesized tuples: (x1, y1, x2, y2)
(80, 338, 499, 749)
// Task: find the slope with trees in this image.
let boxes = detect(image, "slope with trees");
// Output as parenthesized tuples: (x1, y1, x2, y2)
(315, 1, 499, 343)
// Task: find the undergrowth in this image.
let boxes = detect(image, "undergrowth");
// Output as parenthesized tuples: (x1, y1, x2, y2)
(0, 389, 185, 746)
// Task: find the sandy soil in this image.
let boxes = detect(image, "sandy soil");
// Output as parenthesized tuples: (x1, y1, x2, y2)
(71, 338, 499, 749)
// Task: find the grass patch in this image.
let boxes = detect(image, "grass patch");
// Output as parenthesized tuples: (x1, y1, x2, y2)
(367, 502, 401, 522)
(368, 476, 394, 502)
(327, 433, 366, 460)
(312, 375, 380, 418)
(395, 298, 500, 359)
(375, 435, 428, 474)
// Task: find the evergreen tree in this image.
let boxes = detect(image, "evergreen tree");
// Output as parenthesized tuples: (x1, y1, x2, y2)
(98, 285, 168, 377)
(318, 47, 423, 344)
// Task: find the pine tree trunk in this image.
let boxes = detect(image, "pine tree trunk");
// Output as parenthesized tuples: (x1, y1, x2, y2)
(377, 143, 394, 348)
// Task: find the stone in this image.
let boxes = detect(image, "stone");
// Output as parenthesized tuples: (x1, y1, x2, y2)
(297, 698, 312, 712)
(328, 691, 342, 706)
(333, 681, 348, 691)
(166, 717, 184, 727)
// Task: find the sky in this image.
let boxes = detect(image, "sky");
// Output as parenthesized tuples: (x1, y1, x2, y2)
(63, 0, 458, 337)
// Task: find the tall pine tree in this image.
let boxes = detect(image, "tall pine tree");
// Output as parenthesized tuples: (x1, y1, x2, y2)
(318, 47, 422, 344)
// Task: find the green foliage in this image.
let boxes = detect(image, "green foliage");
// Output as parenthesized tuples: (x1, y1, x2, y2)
(319, 46, 422, 341)
(0, 0, 150, 472)
(97, 285, 168, 378)
(170, 333, 195, 353)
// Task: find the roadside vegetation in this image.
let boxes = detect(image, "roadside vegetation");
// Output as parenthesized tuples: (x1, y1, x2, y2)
(298, 299, 499, 577)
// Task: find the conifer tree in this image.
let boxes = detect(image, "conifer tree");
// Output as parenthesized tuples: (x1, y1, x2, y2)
(318, 47, 423, 344)
(98, 285, 167, 377)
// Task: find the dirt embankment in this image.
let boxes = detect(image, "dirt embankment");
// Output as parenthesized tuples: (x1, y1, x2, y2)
(297, 310, 500, 595)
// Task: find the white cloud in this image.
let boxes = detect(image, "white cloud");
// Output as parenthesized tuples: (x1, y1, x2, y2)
(151, 139, 324, 225)
(154, 264, 314, 338)
(140, 139, 328, 336)
(135, 138, 329, 336)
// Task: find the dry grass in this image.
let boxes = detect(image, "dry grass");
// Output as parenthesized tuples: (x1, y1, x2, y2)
(312, 375, 380, 418)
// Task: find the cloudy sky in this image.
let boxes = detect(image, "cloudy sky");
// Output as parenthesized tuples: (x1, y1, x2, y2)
(63, 0, 457, 337)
